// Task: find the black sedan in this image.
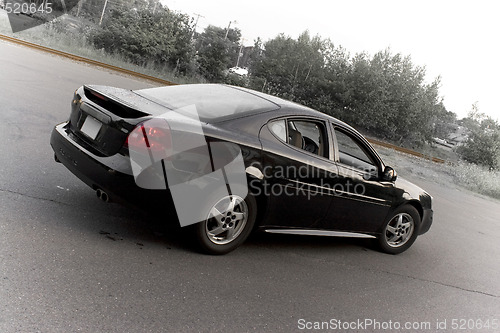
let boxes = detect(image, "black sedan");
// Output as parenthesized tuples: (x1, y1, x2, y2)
(50, 83, 433, 255)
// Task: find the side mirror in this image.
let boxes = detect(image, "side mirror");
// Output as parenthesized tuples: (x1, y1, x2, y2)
(382, 166, 397, 182)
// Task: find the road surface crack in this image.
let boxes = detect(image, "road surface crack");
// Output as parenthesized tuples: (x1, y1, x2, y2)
(375, 268, 499, 298)
(293, 252, 499, 298)
(0, 187, 72, 207)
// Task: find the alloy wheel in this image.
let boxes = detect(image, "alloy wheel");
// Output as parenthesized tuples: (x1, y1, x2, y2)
(205, 195, 248, 245)
(384, 213, 415, 248)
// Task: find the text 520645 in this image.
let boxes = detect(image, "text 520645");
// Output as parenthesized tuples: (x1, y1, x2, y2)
(4, 1, 52, 15)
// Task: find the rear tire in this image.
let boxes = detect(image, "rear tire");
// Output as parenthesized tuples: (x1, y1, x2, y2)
(194, 193, 257, 255)
(378, 205, 420, 254)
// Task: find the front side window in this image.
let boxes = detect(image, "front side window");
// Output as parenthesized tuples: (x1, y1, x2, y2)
(334, 129, 377, 173)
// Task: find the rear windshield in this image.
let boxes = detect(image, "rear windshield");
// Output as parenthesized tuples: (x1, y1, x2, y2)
(135, 84, 280, 122)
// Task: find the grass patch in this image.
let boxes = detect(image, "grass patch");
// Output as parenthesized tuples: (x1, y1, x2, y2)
(452, 163, 500, 199)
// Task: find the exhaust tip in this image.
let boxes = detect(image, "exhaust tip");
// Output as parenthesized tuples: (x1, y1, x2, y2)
(96, 189, 110, 203)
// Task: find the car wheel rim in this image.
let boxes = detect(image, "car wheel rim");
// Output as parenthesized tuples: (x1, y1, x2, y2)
(384, 213, 414, 248)
(205, 195, 248, 245)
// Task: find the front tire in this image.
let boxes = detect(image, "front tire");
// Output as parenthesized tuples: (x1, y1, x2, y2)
(194, 194, 257, 255)
(378, 205, 420, 254)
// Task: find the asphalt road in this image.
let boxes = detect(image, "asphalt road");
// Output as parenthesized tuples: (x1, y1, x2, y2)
(0, 39, 499, 333)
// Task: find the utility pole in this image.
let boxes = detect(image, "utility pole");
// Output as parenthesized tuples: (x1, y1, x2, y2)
(99, 0, 108, 26)
(236, 38, 246, 67)
(191, 13, 204, 39)
(224, 20, 236, 40)
(236, 44, 243, 67)
(76, 0, 84, 17)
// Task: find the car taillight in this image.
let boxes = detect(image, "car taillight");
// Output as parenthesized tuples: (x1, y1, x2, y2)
(90, 91, 106, 101)
(125, 119, 172, 160)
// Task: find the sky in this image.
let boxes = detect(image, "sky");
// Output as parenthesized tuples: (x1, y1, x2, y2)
(162, 0, 500, 121)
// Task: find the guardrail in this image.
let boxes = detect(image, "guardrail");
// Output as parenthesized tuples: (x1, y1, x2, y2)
(1, 33, 447, 164)
(367, 138, 446, 164)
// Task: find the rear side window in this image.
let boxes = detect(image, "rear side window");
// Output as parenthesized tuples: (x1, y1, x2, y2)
(269, 120, 287, 142)
(269, 119, 328, 158)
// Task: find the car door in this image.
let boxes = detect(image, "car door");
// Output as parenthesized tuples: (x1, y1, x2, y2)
(323, 125, 393, 233)
(258, 117, 339, 228)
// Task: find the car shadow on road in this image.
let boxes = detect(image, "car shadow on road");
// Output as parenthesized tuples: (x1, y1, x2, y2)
(244, 232, 375, 254)
(69, 194, 377, 255)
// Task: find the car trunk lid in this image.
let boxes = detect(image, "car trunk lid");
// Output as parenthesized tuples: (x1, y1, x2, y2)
(69, 85, 170, 156)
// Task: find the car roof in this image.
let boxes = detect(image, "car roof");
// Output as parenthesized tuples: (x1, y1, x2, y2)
(135, 83, 354, 130)
(245, 96, 356, 130)
(226, 86, 352, 126)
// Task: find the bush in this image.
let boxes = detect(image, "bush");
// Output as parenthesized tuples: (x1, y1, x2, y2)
(457, 131, 500, 170)
(457, 113, 500, 170)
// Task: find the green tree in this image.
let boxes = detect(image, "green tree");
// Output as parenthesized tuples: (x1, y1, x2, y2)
(249, 31, 332, 101)
(195, 25, 241, 82)
(89, 7, 195, 75)
(76, 0, 160, 22)
(344, 49, 443, 145)
(432, 106, 457, 140)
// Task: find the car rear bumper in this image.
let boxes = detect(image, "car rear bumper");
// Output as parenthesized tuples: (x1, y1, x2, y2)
(419, 208, 433, 235)
(50, 122, 172, 210)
